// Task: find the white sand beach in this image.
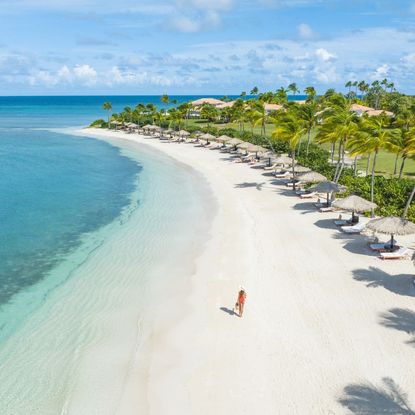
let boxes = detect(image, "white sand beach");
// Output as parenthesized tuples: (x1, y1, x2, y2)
(82, 128, 415, 415)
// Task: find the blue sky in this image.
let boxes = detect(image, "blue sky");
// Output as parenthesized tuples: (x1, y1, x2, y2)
(1, 0, 415, 95)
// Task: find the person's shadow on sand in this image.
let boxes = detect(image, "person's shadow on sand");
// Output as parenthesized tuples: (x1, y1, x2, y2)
(220, 307, 238, 316)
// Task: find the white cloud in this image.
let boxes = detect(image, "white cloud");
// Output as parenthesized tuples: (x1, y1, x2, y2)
(298, 23, 314, 39)
(315, 48, 336, 62)
(73, 64, 97, 85)
(371, 63, 389, 80)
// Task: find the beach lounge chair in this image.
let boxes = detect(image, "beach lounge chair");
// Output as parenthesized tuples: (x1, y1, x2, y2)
(334, 218, 353, 226)
(341, 222, 365, 234)
(264, 163, 278, 170)
(379, 247, 410, 260)
(299, 191, 317, 199)
(275, 171, 290, 178)
(319, 206, 334, 213)
(369, 240, 398, 252)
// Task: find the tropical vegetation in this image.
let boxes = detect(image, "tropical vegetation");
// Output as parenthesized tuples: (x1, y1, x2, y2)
(91, 80, 415, 221)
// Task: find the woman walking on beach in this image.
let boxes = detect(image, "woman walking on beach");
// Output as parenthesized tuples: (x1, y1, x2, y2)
(236, 288, 246, 317)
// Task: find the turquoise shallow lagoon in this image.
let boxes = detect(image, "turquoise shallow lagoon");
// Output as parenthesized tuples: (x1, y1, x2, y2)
(0, 97, 214, 413)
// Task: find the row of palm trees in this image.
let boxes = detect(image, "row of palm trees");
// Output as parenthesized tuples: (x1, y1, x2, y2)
(273, 93, 415, 209)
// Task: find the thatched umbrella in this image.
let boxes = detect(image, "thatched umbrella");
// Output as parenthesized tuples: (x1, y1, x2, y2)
(274, 155, 294, 166)
(237, 142, 250, 150)
(309, 181, 343, 206)
(228, 138, 244, 146)
(178, 130, 190, 138)
(142, 124, 153, 129)
(297, 171, 327, 183)
(199, 133, 215, 144)
(366, 216, 415, 249)
(216, 135, 233, 144)
(291, 165, 311, 174)
(332, 195, 377, 223)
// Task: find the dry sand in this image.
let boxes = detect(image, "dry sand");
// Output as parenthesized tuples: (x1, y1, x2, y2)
(82, 128, 415, 415)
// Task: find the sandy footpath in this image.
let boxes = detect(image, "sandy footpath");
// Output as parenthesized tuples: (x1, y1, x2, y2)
(82, 128, 415, 415)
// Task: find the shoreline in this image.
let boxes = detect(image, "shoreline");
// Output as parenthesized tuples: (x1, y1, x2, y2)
(81, 128, 415, 414)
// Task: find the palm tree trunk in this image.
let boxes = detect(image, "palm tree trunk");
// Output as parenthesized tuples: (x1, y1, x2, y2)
(306, 129, 311, 157)
(399, 156, 407, 179)
(333, 141, 343, 182)
(292, 152, 296, 190)
(331, 142, 335, 164)
(370, 150, 378, 217)
(335, 144, 346, 183)
(353, 156, 358, 176)
(403, 185, 415, 218)
(297, 138, 302, 156)
(365, 154, 371, 176)
(393, 153, 399, 176)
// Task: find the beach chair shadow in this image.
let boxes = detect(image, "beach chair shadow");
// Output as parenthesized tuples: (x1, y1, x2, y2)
(338, 377, 415, 414)
(314, 218, 337, 230)
(292, 201, 319, 214)
(234, 182, 265, 190)
(379, 308, 415, 347)
(353, 266, 415, 297)
(220, 307, 237, 316)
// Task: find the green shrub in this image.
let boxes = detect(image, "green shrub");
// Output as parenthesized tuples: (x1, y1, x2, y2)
(89, 119, 107, 128)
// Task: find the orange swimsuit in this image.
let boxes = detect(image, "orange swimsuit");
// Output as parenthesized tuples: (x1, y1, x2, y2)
(238, 293, 246, 304)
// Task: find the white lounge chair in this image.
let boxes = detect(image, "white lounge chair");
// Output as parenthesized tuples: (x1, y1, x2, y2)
(299, 192, 317, 199)
(275, 171, 290, 178)
(370, 243, 395, 252)
(380, 247, 410, 260)
(341, 222, 365, 234)
(334, 219, 350, 226)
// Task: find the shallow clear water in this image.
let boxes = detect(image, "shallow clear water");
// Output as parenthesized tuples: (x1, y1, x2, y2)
(0, 96, 215, 413)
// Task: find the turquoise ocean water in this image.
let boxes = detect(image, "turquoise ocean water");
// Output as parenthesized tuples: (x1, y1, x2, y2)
(0, 96, 216, 414)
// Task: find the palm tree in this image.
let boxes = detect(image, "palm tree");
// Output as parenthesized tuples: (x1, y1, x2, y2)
(288, 83, 300, 97)
(123, 106, 133, 122)
(272, 114, 306, 185)
(317, 96, 360, 182)
(349, 115, 400, 210)
(240, 91, 247, 97)
(200, 103, 219, 128)
(403, 185, 415, 218)
(297, 102, 319, 156)
(102, 101, 112, 125)
(275, 87, 288, 104)
(304, 86, 316, 102)
(161, 94, 169, 104)
(250, 86, 259, 96)
(345, 81, 352, 94)
(358, 81, 369, 101)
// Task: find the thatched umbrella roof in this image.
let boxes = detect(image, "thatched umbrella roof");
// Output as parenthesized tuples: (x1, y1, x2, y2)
(246, 144, 267, 153)
(366, 216, 415, 249)
(290, 165, 311, 173)
(309, 181, 341, 194)
(216, 135, 233, 143)
(297, 171, 327, 183)
(274, 155, 294, 165)
(309, 181, 344, 206)
(228, 138, 244, 146)
(332, 195, 377, 213)
(367, 216, 415, 236)
(237, 142, 250, 150)
(142, 124, 154, 129)
(199, 133, 216, 141)
(178, 130, 190, 136)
